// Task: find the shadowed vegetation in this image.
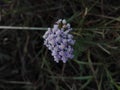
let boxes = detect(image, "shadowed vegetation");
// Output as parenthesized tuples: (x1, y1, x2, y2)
(0, 0, 120, 90)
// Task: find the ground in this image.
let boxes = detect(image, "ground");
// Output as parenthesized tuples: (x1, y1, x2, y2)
(0, 0, 120, 90)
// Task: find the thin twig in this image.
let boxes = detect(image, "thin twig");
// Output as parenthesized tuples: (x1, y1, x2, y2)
(0, 26, 48, 30)
(0, 26, 120, 31)
(87, 50, 100, 90)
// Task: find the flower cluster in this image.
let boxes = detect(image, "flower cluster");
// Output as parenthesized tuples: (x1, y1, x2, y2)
(43, 19, 75, 63)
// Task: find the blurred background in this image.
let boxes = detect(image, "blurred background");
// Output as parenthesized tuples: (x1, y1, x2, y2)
(0, 0, 120, 90)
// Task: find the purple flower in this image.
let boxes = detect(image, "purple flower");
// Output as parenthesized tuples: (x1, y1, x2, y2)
(43, 19, 75, 63)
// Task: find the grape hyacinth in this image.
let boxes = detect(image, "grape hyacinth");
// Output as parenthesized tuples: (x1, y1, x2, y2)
(43, 19, 75, 63)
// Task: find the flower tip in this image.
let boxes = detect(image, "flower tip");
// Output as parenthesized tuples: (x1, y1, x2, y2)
(53, 24, 59, 29)
(67, 23, 71, 28)
(63, 60, 67, 63)
(56, 19, 62, 24)
(54, 58, 59, 63)
(62, 19, 66, 24)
